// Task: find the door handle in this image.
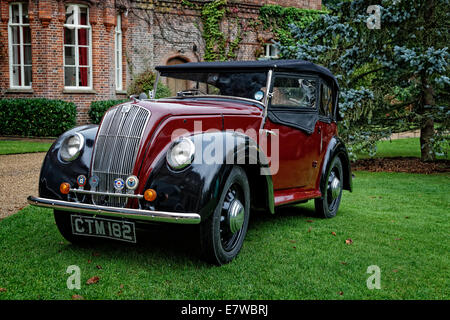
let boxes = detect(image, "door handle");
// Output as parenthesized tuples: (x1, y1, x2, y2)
(260, 129, 278, 137)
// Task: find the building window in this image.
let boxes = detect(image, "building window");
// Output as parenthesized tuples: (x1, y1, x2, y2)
(8, 3, 32, 88)
(263, 43, 279, 59)
(115, 15, 123, 91)
(64, 4, 92, 89)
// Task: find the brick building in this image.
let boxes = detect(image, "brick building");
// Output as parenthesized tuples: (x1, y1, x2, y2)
(0, 0, 322, 124)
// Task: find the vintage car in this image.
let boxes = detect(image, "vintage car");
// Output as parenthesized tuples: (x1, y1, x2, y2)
(28, 60, 352, 265)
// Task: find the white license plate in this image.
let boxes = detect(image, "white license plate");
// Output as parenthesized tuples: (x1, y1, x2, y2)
(71, 215, 136, 243)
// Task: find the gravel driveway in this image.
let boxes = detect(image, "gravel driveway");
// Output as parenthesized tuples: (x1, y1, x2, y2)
(0, 153, 46, 220)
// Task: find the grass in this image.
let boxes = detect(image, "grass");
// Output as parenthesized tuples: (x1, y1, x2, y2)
(357, 137, 449, 160)
(0, 171, 448, 300)
(0, 140, 53, 155)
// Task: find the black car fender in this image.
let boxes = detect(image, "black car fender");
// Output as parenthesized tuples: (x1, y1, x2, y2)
(142, 131, 275, 221)
(38, 125, 99, 200)
(319, 136, 353, 197)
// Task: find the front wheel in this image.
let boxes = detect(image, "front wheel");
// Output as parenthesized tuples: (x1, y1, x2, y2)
(315, 156, 343, 218)
(200, 166, 250, 265)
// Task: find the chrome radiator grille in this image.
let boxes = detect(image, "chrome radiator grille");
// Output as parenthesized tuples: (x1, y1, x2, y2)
(91, 104, 150, 207)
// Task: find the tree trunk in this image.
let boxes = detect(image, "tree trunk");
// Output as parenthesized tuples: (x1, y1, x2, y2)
(419, 76, 436, 162)
(420, 117, 435, 162)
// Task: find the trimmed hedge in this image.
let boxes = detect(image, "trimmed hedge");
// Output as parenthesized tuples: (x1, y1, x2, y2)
(0, 98, 77, 137)
(88, 99, 129, 124)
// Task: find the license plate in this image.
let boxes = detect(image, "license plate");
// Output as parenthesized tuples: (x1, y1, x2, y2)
(71, 215, 136, 243)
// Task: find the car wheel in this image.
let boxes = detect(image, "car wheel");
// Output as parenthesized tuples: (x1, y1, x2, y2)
(54, 210, 92, 245)
(200, 166, 250, 265)
(315, 156, 343, 218)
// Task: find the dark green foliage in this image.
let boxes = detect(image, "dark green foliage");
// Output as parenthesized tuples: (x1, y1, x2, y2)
(127, 69, 172, 98)
(88, 99, 129, 124)
(259, 5, 327, 50)
(0, 98, 76, 137)
(279, 0, 449, 161)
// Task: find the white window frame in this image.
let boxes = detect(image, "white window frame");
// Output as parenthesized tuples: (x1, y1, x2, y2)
(263, 43, 280, 59)
(63, 4, 92, 90)
(115, 14, 123, 91)
(8, 2, 32, 89)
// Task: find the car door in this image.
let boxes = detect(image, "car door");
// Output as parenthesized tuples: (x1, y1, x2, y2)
(262, 73, 321, 190)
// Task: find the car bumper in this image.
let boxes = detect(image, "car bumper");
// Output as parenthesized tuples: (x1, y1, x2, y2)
(27, 196, 201, 224)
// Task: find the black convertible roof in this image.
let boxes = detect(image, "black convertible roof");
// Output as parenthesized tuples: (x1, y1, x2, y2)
(156, 59, 339, 89)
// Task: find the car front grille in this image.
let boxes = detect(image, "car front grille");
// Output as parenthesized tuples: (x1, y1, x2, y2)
(91, 103, 150, 207)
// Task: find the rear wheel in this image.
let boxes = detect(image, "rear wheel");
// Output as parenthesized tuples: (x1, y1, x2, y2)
(200, 166, 250, 265)
(315, 156, 343, 218)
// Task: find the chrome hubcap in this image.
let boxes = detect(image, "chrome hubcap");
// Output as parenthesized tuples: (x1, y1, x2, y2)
(330, 176, 341, 200)
(227, 199, 245, 234)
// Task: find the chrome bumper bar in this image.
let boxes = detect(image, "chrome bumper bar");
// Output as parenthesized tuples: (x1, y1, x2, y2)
(27, 196, 201, 224)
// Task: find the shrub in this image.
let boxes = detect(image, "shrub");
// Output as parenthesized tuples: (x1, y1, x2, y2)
(0, 98, 76, 137)
(127, 70, 172, 98)
(88, 99, 129, 124)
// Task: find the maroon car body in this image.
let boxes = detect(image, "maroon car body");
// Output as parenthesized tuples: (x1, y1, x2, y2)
(28, 60, 352, 265)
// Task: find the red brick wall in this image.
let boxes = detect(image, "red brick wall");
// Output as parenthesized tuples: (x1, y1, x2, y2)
(0, 0, 127, 125)
(0, 0, 321, 126)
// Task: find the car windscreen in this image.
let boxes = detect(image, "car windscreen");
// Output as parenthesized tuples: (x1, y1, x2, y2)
(158, 71, 268, 102)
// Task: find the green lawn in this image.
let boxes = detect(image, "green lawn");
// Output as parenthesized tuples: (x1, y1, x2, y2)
(357, 137, 449, 160)
(0, 171, 448, 300)
(0, 140, 53, 155)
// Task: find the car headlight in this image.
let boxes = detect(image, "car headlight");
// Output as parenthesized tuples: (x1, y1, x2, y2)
(166, 138, 195, 170)
(59, 133, 85, 162)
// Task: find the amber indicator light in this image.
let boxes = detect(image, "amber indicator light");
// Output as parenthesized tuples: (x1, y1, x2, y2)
(60, 182, 71, 195)
(144, 189, 157, 202)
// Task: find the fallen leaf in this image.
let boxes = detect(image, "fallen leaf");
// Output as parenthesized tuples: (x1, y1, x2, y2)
(72, 294, 84, 300)
(345, 238, 353, 245)
(92, 252, 101, 257)
(292, 246, 296, 249)
(331, 232, 337, 236)
(393, 269, 398, 273)
(308, 228, 312, 233)
(306, 220, 314, 223)
(394, 238, 403, 241)
(120, 284, 124, 289)
(86, 276, 100, 285)
(405, 216, 409, 219)
(370, 196, 376, 199)
(340, 261, 347, 265)
(96, 265, 102, 270)
(0, 288, 7, 293)
(289, 240, 296, 243)
(338, 291, 344, 295)
(87, 260, 92, 264)
(59, 241, 64, 245)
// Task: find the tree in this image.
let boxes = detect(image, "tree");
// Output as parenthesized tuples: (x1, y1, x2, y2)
(279, 0, 449, 161)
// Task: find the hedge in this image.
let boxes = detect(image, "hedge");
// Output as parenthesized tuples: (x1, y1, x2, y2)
(0, 98, 77, 137)
(88, 99, 129, 124)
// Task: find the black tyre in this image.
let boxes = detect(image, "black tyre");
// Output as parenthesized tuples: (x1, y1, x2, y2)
(315, 156, 343, 218)
(200, 166, 250, 265)
(54, 210, 92, 245)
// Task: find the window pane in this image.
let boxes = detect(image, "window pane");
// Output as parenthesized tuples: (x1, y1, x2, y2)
(79, 47, 88, 66)
(64, 28, 75, 44)
(11, 26, 20, 44)
(78, 67, 90, 87)
(24, 66, 32, 86)
(11, 4, 20, 23)
(320, 84, 333, 117)
(12, 66, 21, 86)
(79, 7, 88, 25)
(23, 26, 31, 44)
(64, 46, 75, 65)
(65, 66, 76, 86)
(78, 29, 89, 46)
(22, 3, 29, 24)
(65, 5, 76, 24)
(12, 45, 20, 64)
(24, 45, 32, 65)
(272, 77, 316, 108)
